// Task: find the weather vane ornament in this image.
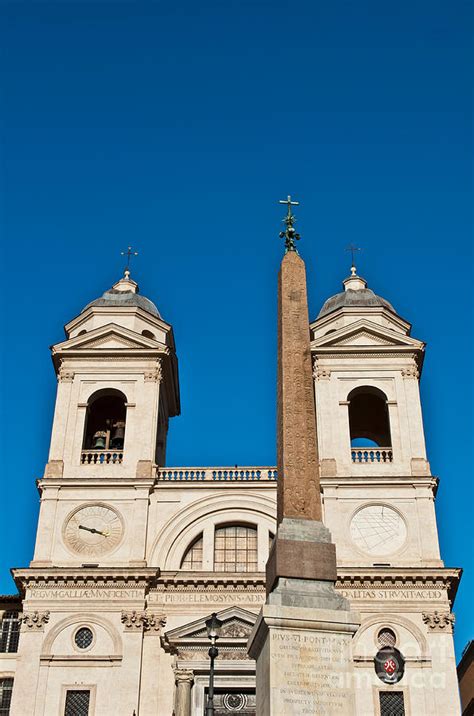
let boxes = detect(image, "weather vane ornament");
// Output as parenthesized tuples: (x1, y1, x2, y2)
(279, 195, 301, 254)
(121, 246, 139, 278)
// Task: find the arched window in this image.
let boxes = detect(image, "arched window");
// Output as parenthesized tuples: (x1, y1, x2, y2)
(82, 389, 127, 451)
(141, 329, 155, 340)
(348, 386, 391, 448)
(181, 534, 203, 569)
(214, 524, 257, 572)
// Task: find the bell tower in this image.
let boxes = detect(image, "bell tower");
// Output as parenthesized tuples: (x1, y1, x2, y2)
(31, 269, 180, 567)
(310, 264, 439, 566)
(310, 264, 461, 716)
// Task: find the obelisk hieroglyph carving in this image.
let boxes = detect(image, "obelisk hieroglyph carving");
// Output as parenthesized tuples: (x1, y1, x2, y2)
(248, 197, 360, 716)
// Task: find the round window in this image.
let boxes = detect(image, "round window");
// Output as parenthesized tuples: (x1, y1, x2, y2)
(74, 627, 93, 650)
(377, 627, 396, 648)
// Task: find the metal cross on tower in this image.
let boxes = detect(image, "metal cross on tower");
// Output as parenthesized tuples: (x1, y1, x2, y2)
(345, 243, 361, 272)
(121, 246, 139, 273)
(279, 195, 301, 254)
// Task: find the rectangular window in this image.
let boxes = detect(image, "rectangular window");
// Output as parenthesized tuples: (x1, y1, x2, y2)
(64, 690, 90, 716)
(379, 691, 405, 716)
(0, 613, 20, 653)
(0, 678, 13, 716)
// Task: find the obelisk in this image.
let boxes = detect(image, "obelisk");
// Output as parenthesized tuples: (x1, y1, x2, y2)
(248, 197, 360, 715)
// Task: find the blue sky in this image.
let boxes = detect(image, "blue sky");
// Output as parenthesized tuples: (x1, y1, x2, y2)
(0, 1, 471, 660)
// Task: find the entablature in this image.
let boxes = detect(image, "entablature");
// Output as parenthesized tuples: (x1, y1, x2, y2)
(12, 567, 160, 597)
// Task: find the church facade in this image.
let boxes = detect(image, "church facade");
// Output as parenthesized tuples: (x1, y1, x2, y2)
(0, 259, 461, 715)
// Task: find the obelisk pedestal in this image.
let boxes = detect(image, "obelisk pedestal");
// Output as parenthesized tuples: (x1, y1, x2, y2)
(248, 217, 360, 715)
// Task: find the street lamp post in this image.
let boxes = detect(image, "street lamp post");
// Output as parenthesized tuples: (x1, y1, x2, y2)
(205, 612, 223, 716)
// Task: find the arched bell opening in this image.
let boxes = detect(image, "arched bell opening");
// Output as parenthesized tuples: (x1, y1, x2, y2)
(348, 386, 391, 448)
(82, 389, 127, 451)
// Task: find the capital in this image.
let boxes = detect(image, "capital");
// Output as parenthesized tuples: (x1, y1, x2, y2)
(21, 611, 50, 631)
(174, 668, 194, 686)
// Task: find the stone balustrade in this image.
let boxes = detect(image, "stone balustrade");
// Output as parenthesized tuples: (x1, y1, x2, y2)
(351, 447, 393, 464)
(81, 450, 124, 465)
(156, 467, 278, 482)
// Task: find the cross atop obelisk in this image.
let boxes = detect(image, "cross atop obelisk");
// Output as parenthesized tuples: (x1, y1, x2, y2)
(279, 195, 301, 254)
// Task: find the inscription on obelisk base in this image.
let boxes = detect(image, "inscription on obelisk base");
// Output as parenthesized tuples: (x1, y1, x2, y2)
(249, 606, 358, 716)
(248, 200, 360, 715)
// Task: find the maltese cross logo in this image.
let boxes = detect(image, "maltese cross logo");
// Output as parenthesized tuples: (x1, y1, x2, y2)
(384, 658, 397, 676)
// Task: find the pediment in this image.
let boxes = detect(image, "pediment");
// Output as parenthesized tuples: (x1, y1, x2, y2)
(336, 331, 394, 346)
(312, 319, 423, 350)
(163, 606, 257, 645)
(52, 323, 165, 353)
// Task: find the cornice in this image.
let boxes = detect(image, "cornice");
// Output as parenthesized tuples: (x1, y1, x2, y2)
(310, 305, 412, 333)
(37, 478, 155, 489)
(65, 306, 173, 334)
(154, 568, 461, 601)
(12, 568, 160, 595)
(320, 476, 438, 488)
(337, 568, 462, 603)
(156, 572, 266, 592)
(311, 347, 422, 358)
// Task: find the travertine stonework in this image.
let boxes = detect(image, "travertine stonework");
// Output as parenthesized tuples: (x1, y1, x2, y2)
(0, 265, 462, 716)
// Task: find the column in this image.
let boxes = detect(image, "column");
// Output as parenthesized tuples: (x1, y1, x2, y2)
(174, 669, 194, 716)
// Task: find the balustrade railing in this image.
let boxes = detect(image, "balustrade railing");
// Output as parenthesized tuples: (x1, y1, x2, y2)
(156, 467, 278, 482)
(81, 450, 124, 465)
(351, 447, 393, 464)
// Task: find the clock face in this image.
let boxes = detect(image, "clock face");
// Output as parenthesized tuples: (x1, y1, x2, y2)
(350, 505, 406, 556)
(63, 504, 123, 556)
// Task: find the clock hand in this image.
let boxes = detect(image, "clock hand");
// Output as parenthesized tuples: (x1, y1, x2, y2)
(78, 524, 107, 537)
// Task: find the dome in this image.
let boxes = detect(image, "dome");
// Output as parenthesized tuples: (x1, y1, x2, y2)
(317, 269, 396, 319)
(81, 273, 161, 318)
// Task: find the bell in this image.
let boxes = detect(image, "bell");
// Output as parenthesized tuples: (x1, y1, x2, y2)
(110, 422, 125, 449)
(92, 431, 106, 450)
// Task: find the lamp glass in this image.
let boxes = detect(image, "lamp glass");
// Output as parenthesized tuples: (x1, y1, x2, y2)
(205, 613, 223, 640)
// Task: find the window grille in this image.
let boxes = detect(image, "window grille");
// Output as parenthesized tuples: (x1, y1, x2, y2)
(214, 525, 258, 572)
(64, 690, 90, 716)
(0, 678, 13, 716)
(379, 691, 405, 716)
(0, 613, 20, 653)
(181, 534, 203, 569)
(378, 628, 396, 648)
(74, 627, 93, 650)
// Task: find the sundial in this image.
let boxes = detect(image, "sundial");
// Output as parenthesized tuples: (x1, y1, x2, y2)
(350, 505, 407, 555)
